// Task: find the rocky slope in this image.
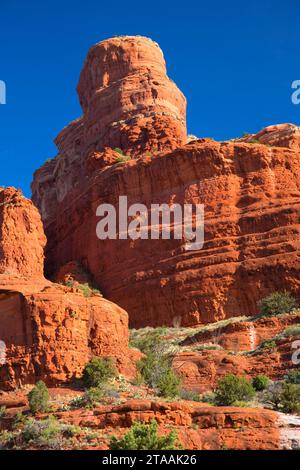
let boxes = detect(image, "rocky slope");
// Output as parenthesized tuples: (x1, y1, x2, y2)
(0, 187, 136, 390)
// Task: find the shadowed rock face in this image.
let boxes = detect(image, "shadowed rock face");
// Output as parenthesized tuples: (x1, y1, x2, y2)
(0, 188, 136, 390)
(31, 36, 300, 328)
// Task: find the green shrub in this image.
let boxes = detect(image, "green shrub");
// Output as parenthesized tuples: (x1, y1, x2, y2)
(70, 387, 104, 409)
(21, 416, 80, 450)
(215, 375, 255, 406)
(252, 375, 270, 391)
(130, 327, 167, 354)
(28, 381, 50, 414)
(109, 419, 180, 450)
(137, 354, 181, 398)
(0, 406, 6, 420)
(264, 382, 283, 410)
(258, 291, 297, 317)
(114, 147, 124, 155)
(180, 389, 201, 402)
(280, 383, 300, 413)
(157, 369, 181, 398)
(284, 370, 300, 384)
(82, 357, 116, 388)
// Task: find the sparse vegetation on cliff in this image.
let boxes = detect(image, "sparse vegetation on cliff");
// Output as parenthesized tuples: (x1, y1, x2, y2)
(258, 291, 297, 317)
(252, 375, 270, 391)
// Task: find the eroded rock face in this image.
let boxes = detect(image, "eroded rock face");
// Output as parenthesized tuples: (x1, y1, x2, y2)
(76, 36, 187, 155)
(239, 123, 300, 150)
(33, 138, 300, 327)
(0, 187, 46, 278)
(31, 36, 187, 221)
(0, 188, 135, 390)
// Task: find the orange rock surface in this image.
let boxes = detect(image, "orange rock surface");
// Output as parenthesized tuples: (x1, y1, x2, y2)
(33, 138, 300, 327)
(0, 188, 136, 390)
(173, 313, 300, 392)
(1, 392, 294, 450)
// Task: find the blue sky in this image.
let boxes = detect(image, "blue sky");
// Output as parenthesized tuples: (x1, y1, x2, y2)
(0, 0, 299, 197)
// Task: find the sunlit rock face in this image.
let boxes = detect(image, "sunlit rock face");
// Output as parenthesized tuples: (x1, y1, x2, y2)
(0, 188, 136, 390)
(32, 36, 300, 328)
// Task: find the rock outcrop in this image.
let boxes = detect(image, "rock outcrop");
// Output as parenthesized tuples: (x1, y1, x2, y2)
(0, 187, 46, 278)
(31, 36, 300, 328)
(239, 123, 300, 150)
(0, 188, 135, 390)
(33, 139, 300, 327)
(2, 393, 300, 450)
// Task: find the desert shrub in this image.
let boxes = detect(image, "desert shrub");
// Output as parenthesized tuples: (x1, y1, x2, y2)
(0, 406, 6, 420)
(180, 389, 201, 402)
(64, 280, 101, 298)
(109, 419, 180, 450)
(214, 374, 255, 406)
(280, 383, 300, 413)
(248, 139, 261, 144)
(258, 291, 297, 317)
(200, 391, 216, 404)
(157, 369, 181, 398)
(282, 326, 300, 337)
(263, 382, 283, 410)
(28, 381, 50, 414)
(252, 375, 270, 391)
(70, 387, 104, 409)
(137, 354, 181, 398)
(20, 416, 80, 450)
(83, 357, 116, 388)
(130, 327, 167, 354)
(116, 155, 130, 163)
(284, 370, 300, 384)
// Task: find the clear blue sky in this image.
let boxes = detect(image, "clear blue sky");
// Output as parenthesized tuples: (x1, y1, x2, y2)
(0, 0, 299, 197)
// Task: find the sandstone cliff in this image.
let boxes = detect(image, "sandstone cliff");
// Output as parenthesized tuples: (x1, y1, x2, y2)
(0, 187, 135, 390)
(32, 36, 300, 328)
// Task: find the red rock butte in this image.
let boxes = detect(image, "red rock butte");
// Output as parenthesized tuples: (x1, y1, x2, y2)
(31, 36, 300, 328)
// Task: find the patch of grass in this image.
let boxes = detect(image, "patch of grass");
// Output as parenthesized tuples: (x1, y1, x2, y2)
(252, 375, 270, 391)
(64, 280, 102, 298)
(180, 389, 202, 402)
